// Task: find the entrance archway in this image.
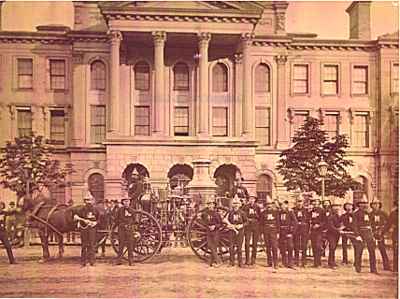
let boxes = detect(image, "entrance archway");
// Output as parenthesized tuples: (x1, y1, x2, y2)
(213, 164, 241, 197)
(167, 164, 193, 190)
(122, 163, 150, 201)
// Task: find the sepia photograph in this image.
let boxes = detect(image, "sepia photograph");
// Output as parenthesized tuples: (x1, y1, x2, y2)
(0, 0, 398, 298)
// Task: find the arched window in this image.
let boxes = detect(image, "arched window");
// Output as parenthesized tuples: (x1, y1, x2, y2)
(134, 61, 150, 91)
(88, 173, 104, 203)
(90, 60, 106, 91)
(256, 174, 272, 201)
(353, 176, 368, 203)
(173, 62, 189, 91)
(255, 63, 270, 93)
(212, 63, 228, 92)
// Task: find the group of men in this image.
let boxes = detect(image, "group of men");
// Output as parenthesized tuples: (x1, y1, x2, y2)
(201, 193, 398, 274)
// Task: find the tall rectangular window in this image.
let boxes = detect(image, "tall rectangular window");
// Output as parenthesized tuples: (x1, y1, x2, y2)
(255, 107, 271, 145)
(353, 112, 369, 147)
(17, 58, 33, 89)
(50, 110, 65, 145)
(393, 63, 399, 94)
(90, 105, 106, 144)
(322, 64, 339, 95)
(17, 109, 32, 138)
(134, 106, 150, 136)
(324, 112, 340, 140)
(134, 62, 150, 91)
(212, 107, 228, 137)
(50, 59, 66, 90)
(291, 111, 309, 140)
(293, 64, 309, 94)
(174, 107, 189, 136)
(352, 65, 368, 95)
(50, 185, 66, 203)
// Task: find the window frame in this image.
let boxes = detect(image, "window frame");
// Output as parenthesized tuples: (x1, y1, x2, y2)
(254, 63, 271, 93)
(134, 105, 151, 136)
(134, 61, 150, 91)
(90, 105, 106, 145)
(351, 111, 370, 148)
(16, 107, 33, 138)
(255, 106, 271, 146)
(90, 60, 107, 91)
(291, 62, 311, 96)
(16, 57, 34, 90)
(323, 110, 340, 140)
(48, 58, 67, 91)
(321, 63, 341, 96)
(212, 63, 228, 93)
(173, 106, 190, 137)
(289, 109, 311, 142)
(173, 62, 190, 91)
(49, 109, 66, 146)
(212, 106, 228, 137)
(351, 64, 369, 96)
(391, 61, 399, 95)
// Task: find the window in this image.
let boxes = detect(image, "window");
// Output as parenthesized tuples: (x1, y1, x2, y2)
(90, 105, 106, 144)
(50, 185, 66, 203)
(174, 107, 189, 136)
(392, 63, 399, 94)
(90, 60, 106, 90)
(324, 112, 340, 140)
(293, 64, 309, 94)
(322, 64, 339, 95)
(256, 175, 272, 201)
(291, 111, 309, 140)
(134, 106, 150, 136)
(352, 65, 368, 95)
(173, 62, 189, 91)
(353, 176, 368, 204)
(17, 58, 33, 89)
(352, 112, 369, 147)
(212, 63, 228, 92)
(50, 110, 65, 145)
(17, 109, 32, 138)
(255, 64, 270, 93)
(88, 173, 104, 203)
(50, 59, 66, 90)
(255, 107, 271, 145)
(134, 61, 150, 91)
(212, 107, 228, 136)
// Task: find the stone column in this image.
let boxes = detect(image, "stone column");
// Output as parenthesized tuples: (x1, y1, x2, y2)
(71, 53, 85, 145)
(275, 54, 289, 148)
(197, 32, 211, 137)
(234, 53, 243, 137)
(152, 31, 167, 135)
(241, 33, 254, 138)
(109, 30, 122, 133)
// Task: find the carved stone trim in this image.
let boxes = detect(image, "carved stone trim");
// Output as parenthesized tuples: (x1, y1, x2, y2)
(108, 30, 123, 45)
(152, 31, 167, 46)
(234, 53, 243, 64)
(275, 55, 287, 65)
(197, 32, 211, 46)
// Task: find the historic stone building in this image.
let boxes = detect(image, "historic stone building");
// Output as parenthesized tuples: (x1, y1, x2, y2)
(0, 1, 398, 210)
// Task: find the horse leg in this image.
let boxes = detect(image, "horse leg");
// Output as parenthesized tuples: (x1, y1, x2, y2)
(57, 234, 64, 259)
(38, 230, 50, 262)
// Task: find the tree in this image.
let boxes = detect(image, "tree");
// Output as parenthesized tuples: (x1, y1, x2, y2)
(0, 134, 74, 198)
(276, 117, 360, 198)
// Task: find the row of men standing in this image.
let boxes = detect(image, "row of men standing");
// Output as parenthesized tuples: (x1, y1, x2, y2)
(201, 194, 398, 274)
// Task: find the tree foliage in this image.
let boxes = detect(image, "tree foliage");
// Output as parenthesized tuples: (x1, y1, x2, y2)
(276, 117, 360, 198)
(0, 134, 74, 198)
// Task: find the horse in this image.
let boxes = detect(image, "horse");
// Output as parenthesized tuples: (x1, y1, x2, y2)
(20, 194, 107, 262)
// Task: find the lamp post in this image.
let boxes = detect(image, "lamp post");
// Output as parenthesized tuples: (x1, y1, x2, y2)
(318, 160, 328, 202)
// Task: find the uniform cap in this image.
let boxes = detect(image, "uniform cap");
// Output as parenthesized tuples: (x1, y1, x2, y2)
(121, 197, 130, 202)
(370, 196, 382, 208)
(232, 195, 241, 205)
(83, 192, 94, 200)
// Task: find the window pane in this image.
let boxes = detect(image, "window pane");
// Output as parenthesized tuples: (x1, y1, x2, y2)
(212, 107, 228, 136)
(255, 64, 270, 93)
(50, 185, 66, 203)
(174, 107, 189, 136)
(17, 59, 33, 88)
(324, 65, 338, 80)
(135, 62, 150, 91)
(50, 60, 66, 90)
(323, 81, 338, 95)
(255, 107, 271, 145)
(353, 114, 369, 147)
(212, 63, 228, 92)
(91, 61, 106, 90)
(352, 66, 368, 94)
(293, 64, 309, 94)
(174, 63, 189, 91)
(135, 106, 150, 136)
(291, 112, 309, 140)
(324, 114, 339, 140)
(90, 105, 106, 144)
(393, 63, 399, 93)
(50, 110, 65, 145)
(17, 110, 32, 137)
(256, 175, 272, 200)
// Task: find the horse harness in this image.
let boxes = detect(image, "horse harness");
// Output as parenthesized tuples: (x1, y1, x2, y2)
(30, 202, 65, 238)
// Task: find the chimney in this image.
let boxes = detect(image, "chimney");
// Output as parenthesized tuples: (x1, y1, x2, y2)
(346, 1, 371, 40)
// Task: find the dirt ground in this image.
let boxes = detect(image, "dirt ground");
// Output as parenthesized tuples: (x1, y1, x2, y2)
(0, 245, 397, 298)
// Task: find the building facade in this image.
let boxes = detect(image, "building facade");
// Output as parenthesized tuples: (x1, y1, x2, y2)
(0, 1, 398, 210)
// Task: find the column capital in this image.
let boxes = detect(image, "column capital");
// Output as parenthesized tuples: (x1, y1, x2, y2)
(275, 54, 287, 65)
(108, 30, 123, 44)
(234, 53, 243, 64)
(240, 32, 255, 47)
(152, 31, 167, 45)
(197, 32, 211, 45)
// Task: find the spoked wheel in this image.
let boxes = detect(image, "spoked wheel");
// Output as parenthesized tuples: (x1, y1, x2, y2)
(187, 207, 231, 261)
(110, 210, 162, 263)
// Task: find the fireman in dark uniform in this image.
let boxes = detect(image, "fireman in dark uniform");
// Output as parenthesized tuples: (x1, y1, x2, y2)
(293, 196, 310, 267)
(370, 198, 390, 271)
(340, 201, 356, 265)
(309, 198, 325, 268)
(201, 196, 223, 267)
(326, 199, 342, 269)
(225, 196, 247, 267)
(0, 201, 16, 264)
(243, 195, 260, 266)
(260, 196, 280, 272)
(353, 195, 378, 274)
(278, 199, 298, 269)
(115, 197, 136, 266)
(321, 199, 331, 257)
(72, 192, 100, 267)
(383, 200, 398, 272)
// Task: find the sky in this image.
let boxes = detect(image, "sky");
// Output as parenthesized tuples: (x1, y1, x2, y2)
(1, 1, 399, 39)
